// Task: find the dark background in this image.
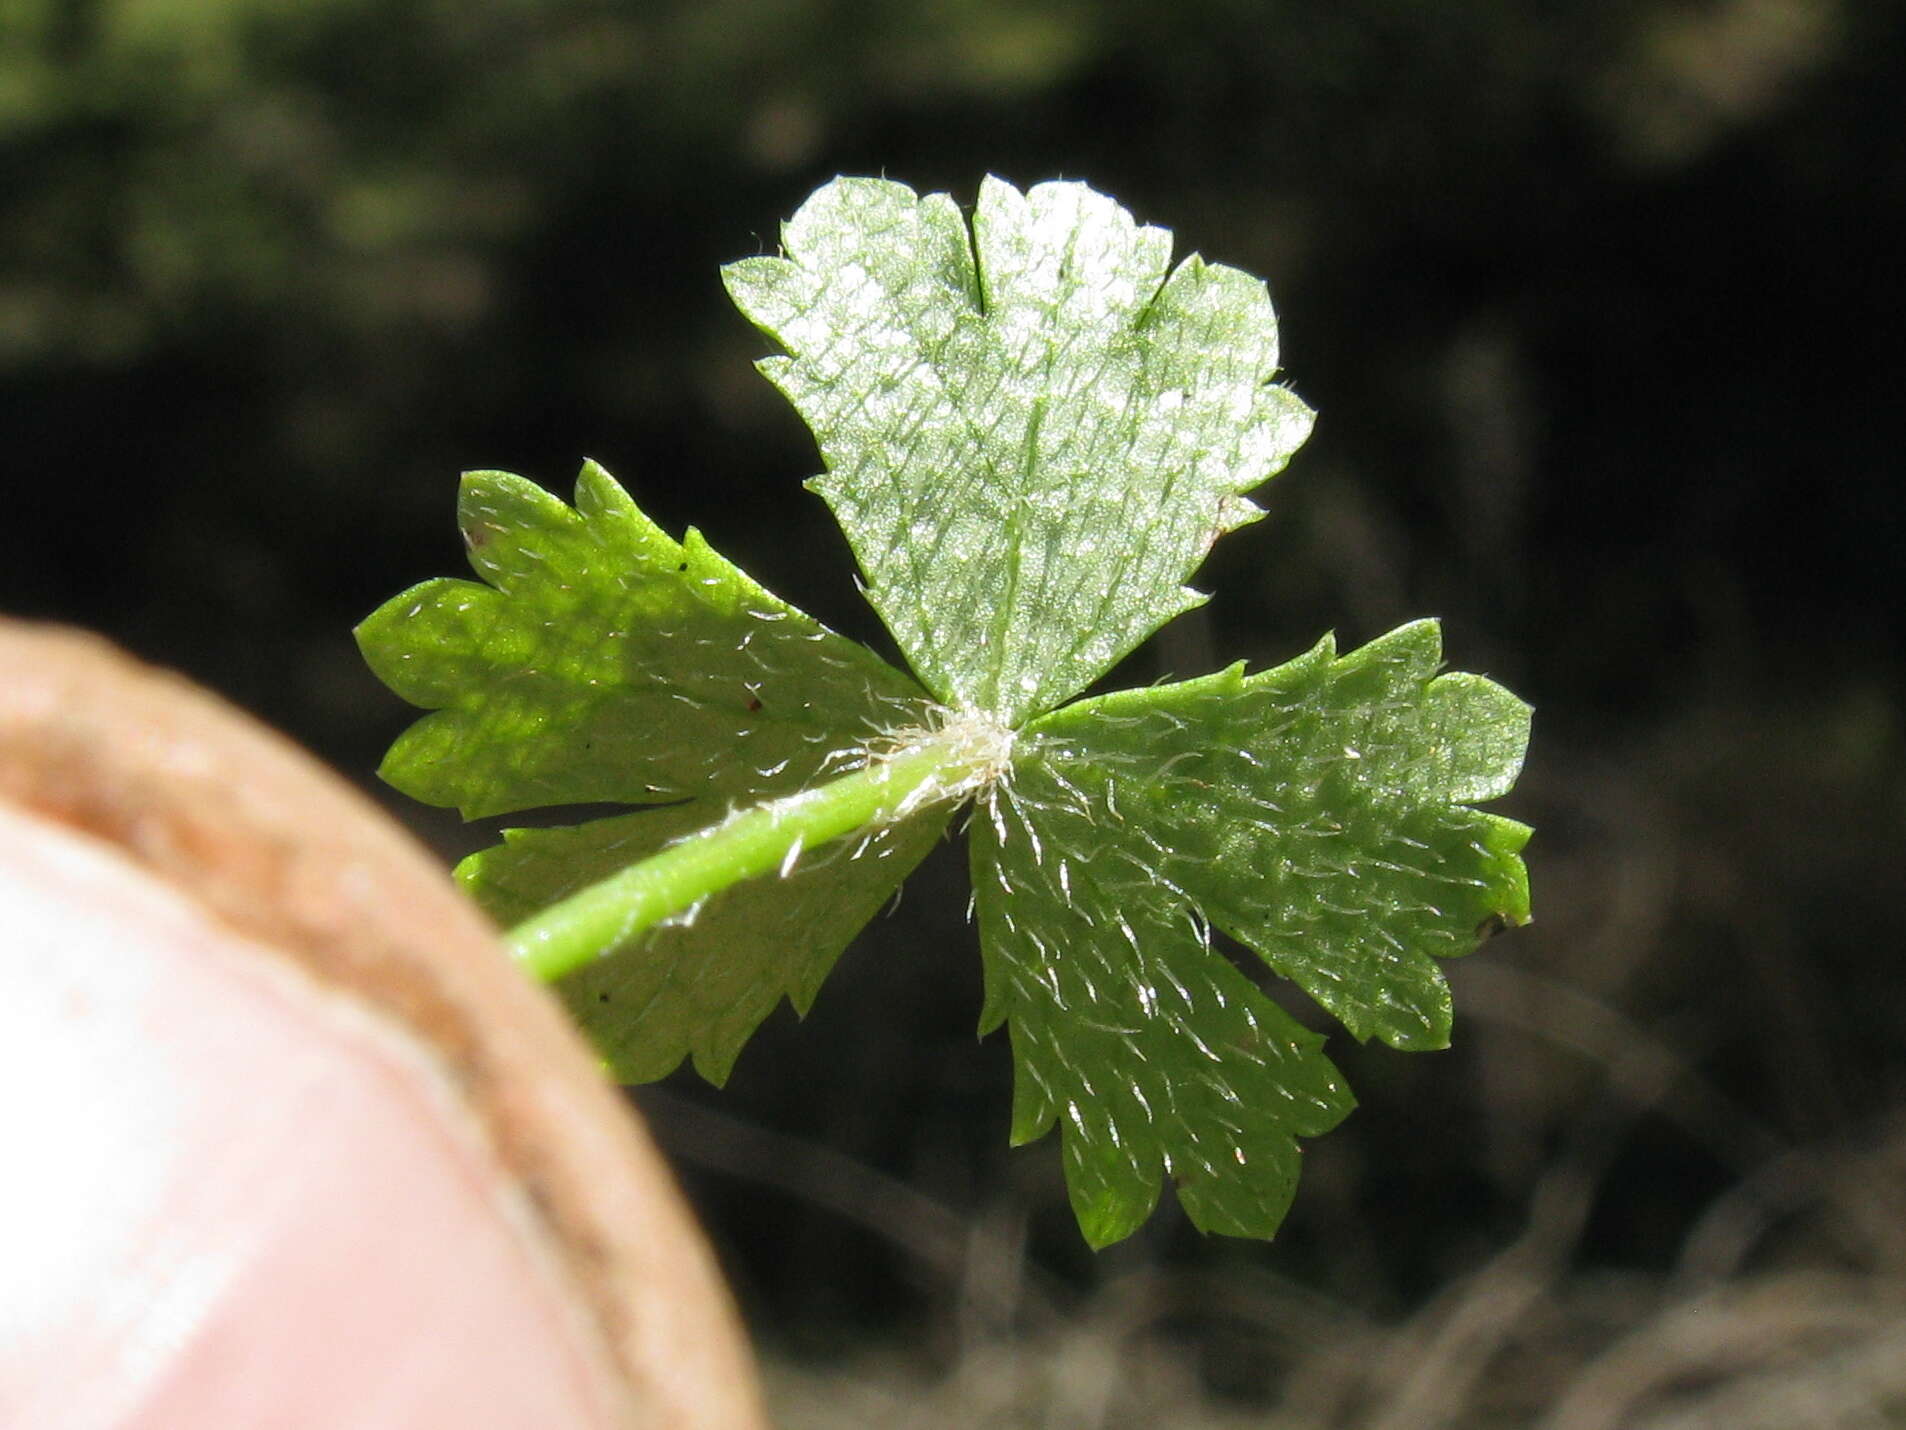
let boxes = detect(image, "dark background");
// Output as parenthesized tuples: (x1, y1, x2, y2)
(6, 1, 1903, 1421)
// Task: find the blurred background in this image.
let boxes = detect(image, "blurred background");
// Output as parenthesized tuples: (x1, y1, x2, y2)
(5, 1, 1904, 1423)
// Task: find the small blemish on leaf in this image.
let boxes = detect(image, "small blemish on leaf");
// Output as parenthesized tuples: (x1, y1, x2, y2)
(1475, 912, 1510, 941)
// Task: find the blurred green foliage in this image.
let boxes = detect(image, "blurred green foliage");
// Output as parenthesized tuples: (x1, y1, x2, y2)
(0, 0, 1102, 367)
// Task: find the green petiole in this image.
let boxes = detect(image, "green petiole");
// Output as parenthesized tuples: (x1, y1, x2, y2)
(507, 715, 1009, 984)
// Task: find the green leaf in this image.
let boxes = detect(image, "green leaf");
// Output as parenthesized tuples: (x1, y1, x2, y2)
(973, 756, 1354, 1248)
(356, 459, 944, 1080)
(462, 801, 948, 1084)
(356, 459, 930, 819)
(972, 620, 1529, 1243)
(724, 175, 1314, 725)
(1033, 619, 1531, 1050)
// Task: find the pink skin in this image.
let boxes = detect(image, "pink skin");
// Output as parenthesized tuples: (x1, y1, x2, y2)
(0, 619, 766, 1429)
(0, 802, 629, 1427)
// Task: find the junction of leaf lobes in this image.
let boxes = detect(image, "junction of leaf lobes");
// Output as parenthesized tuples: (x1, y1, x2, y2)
(868, 706, 1018, 813)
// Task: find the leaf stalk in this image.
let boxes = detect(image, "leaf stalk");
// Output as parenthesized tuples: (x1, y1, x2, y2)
(509, 715, 1008, 983)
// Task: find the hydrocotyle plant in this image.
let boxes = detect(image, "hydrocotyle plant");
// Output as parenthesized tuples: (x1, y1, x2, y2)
(357, 176, 1533, 1249)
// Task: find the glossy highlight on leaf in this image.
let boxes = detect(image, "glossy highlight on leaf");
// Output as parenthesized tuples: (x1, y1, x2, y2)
(724, 175, 1315, 724)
